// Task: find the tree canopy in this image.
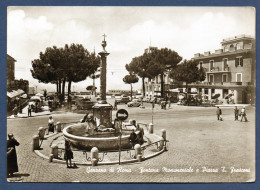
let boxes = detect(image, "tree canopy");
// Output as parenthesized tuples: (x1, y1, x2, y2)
(31, 44, 100, 100)
(126, 48, 182, 97)
(123, 74, 139, 100)
(169, 59, 206, 91)
(150, 48, 182, 97)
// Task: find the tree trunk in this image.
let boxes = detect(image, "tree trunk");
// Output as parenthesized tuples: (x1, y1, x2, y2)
(62, 79, 66, 102)
(56, 81, 59, 95)
(186, 82, 188, 106)
(68, 80, 72, 99)
(130, 83, 133, 100)
(142, 77, 145, 96)
(58, 79, 61, 94)
(160, 74, 164, 98)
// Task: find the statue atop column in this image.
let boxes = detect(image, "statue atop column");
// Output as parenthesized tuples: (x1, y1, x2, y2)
(101, 34, 107, 52)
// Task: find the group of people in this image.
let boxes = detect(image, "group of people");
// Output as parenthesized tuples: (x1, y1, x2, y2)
(216, 106, 248, 122)
(129, 122, 145, 148)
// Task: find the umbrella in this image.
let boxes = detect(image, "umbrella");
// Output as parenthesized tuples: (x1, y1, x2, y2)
(224, 94, 233, 99)
(35, 93, 44, 97)
(212, 93, 220, 99)
(30, 96, 41, 101)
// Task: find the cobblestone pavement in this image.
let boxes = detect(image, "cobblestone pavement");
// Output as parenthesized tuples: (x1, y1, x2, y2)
(6, 103, 255, 183)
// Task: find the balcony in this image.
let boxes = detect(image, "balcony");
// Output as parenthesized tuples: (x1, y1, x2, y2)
(206, 67, 230, 73)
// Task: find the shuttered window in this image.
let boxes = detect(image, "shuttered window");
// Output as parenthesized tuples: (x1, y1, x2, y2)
(235, 57, 243, 67)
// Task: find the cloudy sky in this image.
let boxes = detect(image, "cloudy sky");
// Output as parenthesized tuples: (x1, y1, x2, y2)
(7, 6, 255, 93)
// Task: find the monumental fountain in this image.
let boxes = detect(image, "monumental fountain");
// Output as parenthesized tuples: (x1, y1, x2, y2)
(63, 35, 139, 151)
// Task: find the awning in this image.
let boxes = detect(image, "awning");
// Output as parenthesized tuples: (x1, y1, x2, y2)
(7, 89, 24, 99)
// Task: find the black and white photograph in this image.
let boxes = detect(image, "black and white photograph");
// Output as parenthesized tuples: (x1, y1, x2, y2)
(6, 6, 255, 183)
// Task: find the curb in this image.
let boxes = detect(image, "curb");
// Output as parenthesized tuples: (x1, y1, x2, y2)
(7, 112, 52, 119)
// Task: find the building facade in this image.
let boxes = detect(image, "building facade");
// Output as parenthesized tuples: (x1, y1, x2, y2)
(190, 35, 255, 104)
(7, 54, 29, 113)
(7, 54, 29, 94)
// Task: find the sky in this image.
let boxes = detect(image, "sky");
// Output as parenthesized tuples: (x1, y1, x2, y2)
(7, 6, 255, 93)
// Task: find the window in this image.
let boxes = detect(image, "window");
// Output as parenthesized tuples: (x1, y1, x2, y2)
(209, 74, 214, 82)
(210, 60, 214, 71)
(223, 58, 228, 70)
(222, 74, 228, 82)
(224, 46, 229, 52)
(235, 57, 243, 67)
(199, 61, 203, 69)
(205, 88, 208, 94)
(236, 73, 242, 82)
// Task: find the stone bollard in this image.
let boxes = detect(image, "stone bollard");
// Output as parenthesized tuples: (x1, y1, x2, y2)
(56, 122, 61, 133)
(159, 137, 164, 151)
(148, 123, 154, 134)
(49, 154, 54, 162)
(32, 135, 40, 151)
(161, 129, 166, 141)
(51, 144, 58, 159)
(91, 147, 99, 166)
(134, 144, 142, 162)
(38, 127, 45, 140)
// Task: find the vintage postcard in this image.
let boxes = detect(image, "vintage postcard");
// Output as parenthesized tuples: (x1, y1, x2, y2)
(6, 6, 255, 183)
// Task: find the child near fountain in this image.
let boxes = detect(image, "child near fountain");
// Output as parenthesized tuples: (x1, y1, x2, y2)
(64, 140, 73, 168)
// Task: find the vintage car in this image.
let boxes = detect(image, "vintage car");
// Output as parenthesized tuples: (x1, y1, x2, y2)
(127, 99, 141, 107)
(116, 96, 130, 104)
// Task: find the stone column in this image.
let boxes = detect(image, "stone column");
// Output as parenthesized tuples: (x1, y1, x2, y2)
(56, 122, 62, 132)
(134, 144, 142, 162)
(148, 123, 154, 134)
(51, 144, 58, 159)
(98, 51, 109, 102)
(91, 147, 99, 166)
(38, 127, 45, 140)
(32, 135, 39, 151)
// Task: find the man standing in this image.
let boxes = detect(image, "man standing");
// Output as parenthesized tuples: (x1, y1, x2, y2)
(234, 106, 239, 121)
(7, 134, 20, 177)
(240, 106, 248, 122)
(216, 106, 222, 121)
(28, 103, 32, 117)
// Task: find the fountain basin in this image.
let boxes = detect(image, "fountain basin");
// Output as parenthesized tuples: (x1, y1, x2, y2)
(63, 123, 137, 151)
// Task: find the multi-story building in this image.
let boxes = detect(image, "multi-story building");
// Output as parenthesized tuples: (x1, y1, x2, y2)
(189, 35, 255, 104)
(7, 54, 29, 93)
(7, 54, 29, 112)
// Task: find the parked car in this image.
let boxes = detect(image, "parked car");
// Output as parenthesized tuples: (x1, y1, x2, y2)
(127, 99, 141, 107)
(116, 96, 130, 104)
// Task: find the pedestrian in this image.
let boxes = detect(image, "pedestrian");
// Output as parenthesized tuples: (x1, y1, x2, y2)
(234, 106, 239, 121)
(7, 134, 20, 177)
(216, 106, 222, 121)
(129, 129, 137, 148)
(168, 100, 171, 109)
(28, 103, 32, 117)
(12, 105, 18, 116)
(35, 101, 38, 113)
(240, 106, 248, 122)
(47, 116, 55, 135)
(64, 140, 73, 168)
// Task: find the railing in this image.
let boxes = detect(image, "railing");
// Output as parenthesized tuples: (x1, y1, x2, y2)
(56, 139, 169, 163)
